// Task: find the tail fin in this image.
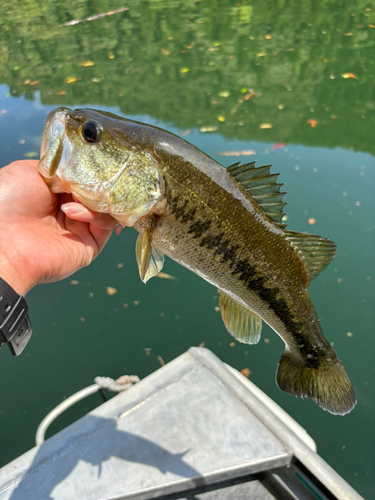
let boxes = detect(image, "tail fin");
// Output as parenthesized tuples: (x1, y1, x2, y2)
(276, 351, 356, 415)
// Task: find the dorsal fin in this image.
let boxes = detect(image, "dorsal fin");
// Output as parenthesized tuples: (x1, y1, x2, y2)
(285, 230, 337, 282)
(227, 162, 288, 229)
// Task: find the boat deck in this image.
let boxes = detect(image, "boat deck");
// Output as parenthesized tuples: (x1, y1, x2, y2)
(0, 347, 363, 500)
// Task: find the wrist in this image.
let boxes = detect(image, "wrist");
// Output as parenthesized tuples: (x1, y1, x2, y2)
(0, 251, 32, 296)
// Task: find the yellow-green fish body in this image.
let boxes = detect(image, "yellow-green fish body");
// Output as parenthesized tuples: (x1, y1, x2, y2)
(38, 108, 356, 415)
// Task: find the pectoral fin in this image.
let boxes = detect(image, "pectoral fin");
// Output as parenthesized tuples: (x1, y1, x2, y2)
(135, 217, 164, 283)
(219, 291, 262, 344)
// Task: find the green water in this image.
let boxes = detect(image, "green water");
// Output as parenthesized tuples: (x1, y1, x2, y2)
(0, 0, 374, 497)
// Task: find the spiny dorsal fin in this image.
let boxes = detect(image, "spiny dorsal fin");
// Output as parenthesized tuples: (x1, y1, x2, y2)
(227, 161, 288, 229)
(285, 230, 337, 282)
(219, 291, 262, 344)
(135, 217, 165, 283)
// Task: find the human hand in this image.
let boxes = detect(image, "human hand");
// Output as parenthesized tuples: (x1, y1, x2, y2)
(0, 160, 117, 296)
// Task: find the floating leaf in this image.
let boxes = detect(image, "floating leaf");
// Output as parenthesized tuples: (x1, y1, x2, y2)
(259, 123, 272, 129)
(199, 126, 218, 132)
(240, 368, 251, 378)
(256, 52, 267, 57)
(155, 272, 178, 281)
(218, 91, 230, 97)
(272, 143, 287, 150)
(106, 286, 117, 296)
(66, 77, 77, 83)
(341, 73, 358, 79)
(265, 34, 272, 39)
(58, 91, 67, 95)
(217, 150, 256, 156)
(70, 280, 79, 285)
(180, 67, 189, 73)
(80, 61, 94, 67)
(108, 52, 115, 59)
(217, 115, 225, 122)
(307, 119, 319, 128)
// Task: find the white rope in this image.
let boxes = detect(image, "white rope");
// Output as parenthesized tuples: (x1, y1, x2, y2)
(94, 375, 140, 392)
(36, 374, 139, 446)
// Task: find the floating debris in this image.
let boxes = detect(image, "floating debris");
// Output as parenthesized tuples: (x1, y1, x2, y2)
(272, 143, 287, 150)
(115, 226, 123, 236)
(80, 61, 94, 67)
(106, 286, 117, 296)
(240, 368, 251, 378)
(155, 272, 178, 281)
(58, 91, 67, 95)
(217, 150, 256, 156)
(117, 263, 124, 268)
(88, 292, 94, 298)
(229, 342, 235, 347)
(199, 341, 206, 348)
(264, 338, 270, 344)
(24, 151, 38, 158)
(217, 115, 226, 122)
(91, 78, 101, 83)
(180, 67, 189, 73)
(308, 218, 316, 225)
(133, 300, 139, 305)
(160, 312, 165, 317)
(199, 126, 218, 133)
(79, 317, 85, 322)
(307, 119, 319, 128)
(70, 280, 79, 285)
(123, 303, 128, 308)
(214, 306, 220, 312)
(108, 52, 115, 59)
(260, 123, 272, 129)
(66, 77, 77, 84)
(18, 139, 25, 144)
(59, 7, 129, 27)
(341, 72, 358, 79)
(256, 52, 267, 57)
(347, 332, 353, 338)
(157, 355, 165, 366)
(219, 91, 230, 97)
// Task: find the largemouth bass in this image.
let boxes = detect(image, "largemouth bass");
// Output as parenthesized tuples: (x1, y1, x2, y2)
(38, 108, 356, 415)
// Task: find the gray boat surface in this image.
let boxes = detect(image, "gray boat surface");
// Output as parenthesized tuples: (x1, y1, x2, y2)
(0, 347, 363, 500)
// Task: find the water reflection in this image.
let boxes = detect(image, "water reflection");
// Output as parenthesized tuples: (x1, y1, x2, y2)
(1, 0, 374, 153)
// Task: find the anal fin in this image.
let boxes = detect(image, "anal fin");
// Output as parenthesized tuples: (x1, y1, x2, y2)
(135, 217, 164, 283)
(219, 291, 262, 344)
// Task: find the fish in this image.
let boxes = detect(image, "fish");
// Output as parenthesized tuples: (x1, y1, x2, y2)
(38, 107, 356, 415)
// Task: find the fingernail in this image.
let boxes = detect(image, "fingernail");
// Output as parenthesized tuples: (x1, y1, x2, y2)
(62, 203, 86, 215)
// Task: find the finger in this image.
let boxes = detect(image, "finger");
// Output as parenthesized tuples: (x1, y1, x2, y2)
(7, 160, 39, 169)
(61, 202, 116, 232)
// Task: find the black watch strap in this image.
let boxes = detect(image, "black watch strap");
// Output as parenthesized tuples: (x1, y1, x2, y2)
(0, 277, 32, 356)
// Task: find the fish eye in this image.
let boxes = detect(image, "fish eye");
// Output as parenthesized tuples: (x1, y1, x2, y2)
(81, 121, 101, 143)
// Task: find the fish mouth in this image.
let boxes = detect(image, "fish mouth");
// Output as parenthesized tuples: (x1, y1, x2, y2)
(39, 107, 73, 193)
